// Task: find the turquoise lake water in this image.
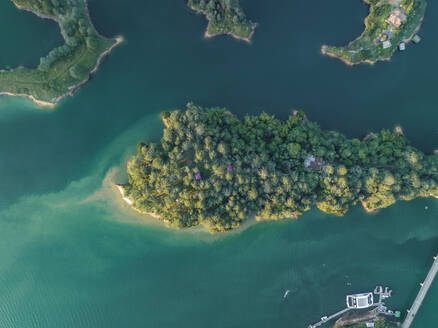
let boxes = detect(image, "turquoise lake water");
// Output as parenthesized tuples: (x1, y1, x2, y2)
(0, 0, 437, 327)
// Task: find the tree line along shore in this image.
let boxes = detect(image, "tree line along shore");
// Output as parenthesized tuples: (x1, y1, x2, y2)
(0, 0, 429, 108)
(119, 104, 438, 232)
(0, 0, 122, 107)
(188, 0, 257, 42)
(187, 0, 428, 65)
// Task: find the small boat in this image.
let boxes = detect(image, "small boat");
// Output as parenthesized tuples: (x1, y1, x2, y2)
(374, 286, 383, 294)
(283, 290, 291, 298)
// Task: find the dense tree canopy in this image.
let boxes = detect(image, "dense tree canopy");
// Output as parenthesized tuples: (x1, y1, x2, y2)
(121, 104, 438, 232)
(188, 0, 256, 40)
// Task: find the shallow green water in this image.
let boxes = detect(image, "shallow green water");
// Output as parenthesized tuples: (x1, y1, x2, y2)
(0, 0, 437, 327)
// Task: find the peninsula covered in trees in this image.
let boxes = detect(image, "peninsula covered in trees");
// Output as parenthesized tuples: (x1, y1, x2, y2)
(0, 0, 122, 107)
(188, 0, 257, 42)
(322, 0, 427, 65)
(119, 104, 438, 232)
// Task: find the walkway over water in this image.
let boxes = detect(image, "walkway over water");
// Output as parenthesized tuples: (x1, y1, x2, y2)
(402, 254, 438, 328)
(308, 308, 351, 328)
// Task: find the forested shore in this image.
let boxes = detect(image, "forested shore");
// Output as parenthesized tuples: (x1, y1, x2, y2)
(0, 0, 121, 107)
(119, 104, 438, 232)
(188, 0, 257, 42)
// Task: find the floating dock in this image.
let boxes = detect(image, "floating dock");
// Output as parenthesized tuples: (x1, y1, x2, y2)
(308, 286, 394, 328)
(307, 252, 438, 328)
(412, 35, 422, 44)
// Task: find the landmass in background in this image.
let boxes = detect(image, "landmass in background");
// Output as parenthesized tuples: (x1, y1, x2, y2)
(322, 0, 427, 65)
(0, 0, 122, 107)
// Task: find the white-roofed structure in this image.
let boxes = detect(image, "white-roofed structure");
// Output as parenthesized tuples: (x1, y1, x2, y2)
(383, 40, 392, 49)
(346, 292, 374, 309)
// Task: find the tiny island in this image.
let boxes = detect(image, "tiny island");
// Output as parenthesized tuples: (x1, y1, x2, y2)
(322, 0, 427, 65)
(0, 0, 122, 107)
(118, 104, 438, 232)
(188, 0, 257, 42)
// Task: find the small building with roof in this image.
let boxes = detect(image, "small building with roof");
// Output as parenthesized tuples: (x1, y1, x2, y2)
(346, 292, 374, 309)
(383, 40, 392, 49)
(386, 8, 407, 28)
(304, 155, 323, 171)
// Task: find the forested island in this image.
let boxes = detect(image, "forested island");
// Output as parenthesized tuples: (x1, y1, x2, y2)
(322, 0, 427, 65)
(0, 0, 122, 107)
(188, 0, 257, 42)
(119, 104, 438, 232)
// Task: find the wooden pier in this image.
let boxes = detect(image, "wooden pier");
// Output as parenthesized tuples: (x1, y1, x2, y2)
(308, 308, 351, 328)
(401, 254, 438, 328)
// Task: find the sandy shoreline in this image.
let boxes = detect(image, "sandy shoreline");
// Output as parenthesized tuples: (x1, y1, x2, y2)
(2, 0, 124, 108)
(0, 91, 56, 108)
(320, 0, 375, 66)
(115, 184, 133, 205)
(114, 184, 161, 219)
(162, 117, 169, 128)
(204, 23, 258, 43)
(52, 34, 124, 105)
(394, 125, 404, 135)
(361, 200, 378, 213)
(321, 45, 379, 66)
